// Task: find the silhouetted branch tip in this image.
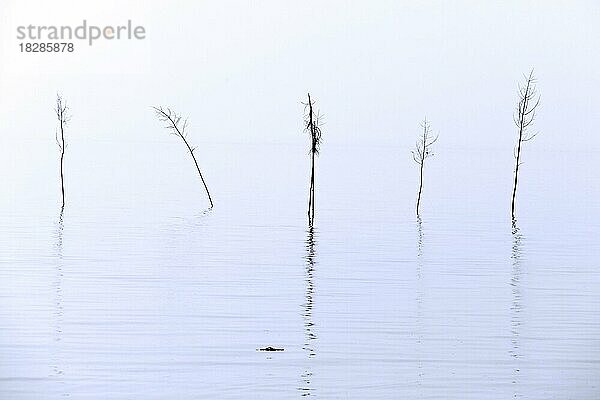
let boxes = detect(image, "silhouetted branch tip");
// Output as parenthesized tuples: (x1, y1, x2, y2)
(304, 102, 324, 155)
(152, 105, 214, 208)
(413, 117, 438, 216)
(304, 93, 323, 224)
(55, 93, 69, 209)
(511, 70, 541, 220)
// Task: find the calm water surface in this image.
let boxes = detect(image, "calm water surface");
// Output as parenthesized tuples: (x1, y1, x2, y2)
(1, 142, 599, 398)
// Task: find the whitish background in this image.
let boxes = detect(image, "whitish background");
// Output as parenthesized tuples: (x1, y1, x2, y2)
(1, 1, 599, 399)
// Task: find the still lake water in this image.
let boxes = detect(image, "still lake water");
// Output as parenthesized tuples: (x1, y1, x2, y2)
(1, 141, 599, 399)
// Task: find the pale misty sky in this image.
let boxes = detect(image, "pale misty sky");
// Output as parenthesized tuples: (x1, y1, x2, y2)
(0, 0, 599, 151)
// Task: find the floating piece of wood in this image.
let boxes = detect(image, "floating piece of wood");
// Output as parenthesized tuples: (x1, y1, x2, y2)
(258, 346, 284, 352)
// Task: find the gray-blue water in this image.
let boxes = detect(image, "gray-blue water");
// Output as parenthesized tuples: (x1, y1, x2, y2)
(1, 141, 599, 399)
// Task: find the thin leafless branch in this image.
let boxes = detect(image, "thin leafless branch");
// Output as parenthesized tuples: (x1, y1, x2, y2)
(413, 117, 438, 216)
(55, 94, 69, 210)
(152, 106, 214, 209)
(511, 69, 541, 221)
(303, 93, 323, 225)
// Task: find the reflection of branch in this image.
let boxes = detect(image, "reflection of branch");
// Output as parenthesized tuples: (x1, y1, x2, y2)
(416, 216, 424, 258)
(510, 221, 523, 398)
(53, 210, 65, 378)
(303, 226, 317, 355)
(415, 217, 424, 390)
(299, 226, 318, 396)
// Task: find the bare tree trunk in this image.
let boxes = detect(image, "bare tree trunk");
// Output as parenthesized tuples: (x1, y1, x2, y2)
(511, 71, 539, 221)
(183, 138, 214, 209)
(307, 94, 314, 224)
(55, 94, 68, 211)
(416, 159, 424, 216)
(304, 93, 322, 225)
(511, 142, 522, 221)
(511, 80, 530, 220)
(310, 151, 315, 222)
(307, 157, 313, 222)
(59, 117, 65, 210)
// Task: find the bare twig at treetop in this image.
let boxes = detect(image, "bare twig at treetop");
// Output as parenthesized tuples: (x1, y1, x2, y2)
(152, 106, 214, 209)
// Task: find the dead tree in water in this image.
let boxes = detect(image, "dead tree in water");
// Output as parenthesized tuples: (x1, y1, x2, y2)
(55, 94, 69, 210)
(153, 106, 214, 208)
(412, 118, 438, 217)
(511, 70, 540, 221)
(303, 93, 323, 225)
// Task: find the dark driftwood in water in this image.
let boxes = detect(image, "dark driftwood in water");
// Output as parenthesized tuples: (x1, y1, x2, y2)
(153, 106, 214, 209)
(259, 346, 284, 352)
(303, 93, 323, 225)
(54, 94, 69, 210)
(411, 118, 438, 217)
(511, 70, 540, 221)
